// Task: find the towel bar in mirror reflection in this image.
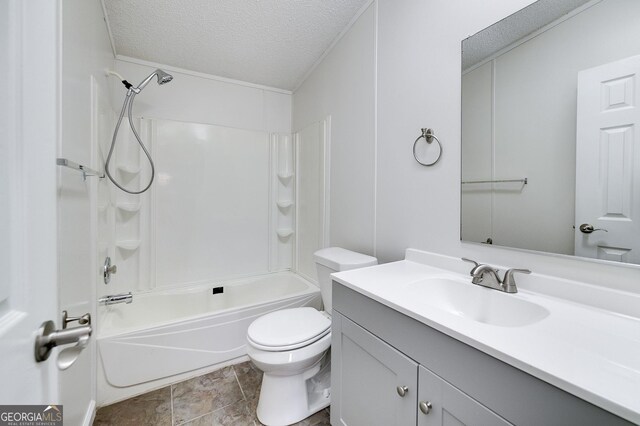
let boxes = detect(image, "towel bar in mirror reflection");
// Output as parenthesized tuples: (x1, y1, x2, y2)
(460, 0, 640, 266)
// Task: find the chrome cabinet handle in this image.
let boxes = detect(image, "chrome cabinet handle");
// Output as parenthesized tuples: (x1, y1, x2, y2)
(579, 224, 608, 234)
(419, 401, 432, 415)
(396, 386, 409, 397)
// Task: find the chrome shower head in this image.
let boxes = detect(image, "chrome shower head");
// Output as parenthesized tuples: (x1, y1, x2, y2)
(156, 69, 173, 85)
(135, 69, 173, 92)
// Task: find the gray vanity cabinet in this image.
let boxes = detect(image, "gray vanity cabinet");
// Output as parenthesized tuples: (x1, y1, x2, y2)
(331, 282, 633, 426)
(332, 311, 510, 426)
(331, 312, 418, 425)
(417, 366, 511, 426)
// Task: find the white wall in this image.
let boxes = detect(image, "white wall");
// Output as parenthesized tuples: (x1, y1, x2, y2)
(59, 0, 114, 423)
(462, 0, 640, 255)
(292, 4, 376, 257)
(112, 58, 291, 133)
(295, 0, 640, 292)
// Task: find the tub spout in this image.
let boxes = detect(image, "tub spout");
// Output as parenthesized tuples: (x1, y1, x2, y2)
(99, 292, 133, 306)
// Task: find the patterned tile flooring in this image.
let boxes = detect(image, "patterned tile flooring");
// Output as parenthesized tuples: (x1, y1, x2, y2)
(93, 361, 330, 426)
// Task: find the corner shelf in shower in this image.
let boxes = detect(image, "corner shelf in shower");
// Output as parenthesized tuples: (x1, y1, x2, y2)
(116, 240, 141, 252)
(277, 200, 294, 211)
(276, 229, 294, 239)
(117, 164, 141, 177)
(277, 173, 294, 185)
(116, 202, 142, 213)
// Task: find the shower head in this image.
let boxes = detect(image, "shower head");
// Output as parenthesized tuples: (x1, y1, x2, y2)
(135, 68, 173, 92)
(156, 69, 173, 85)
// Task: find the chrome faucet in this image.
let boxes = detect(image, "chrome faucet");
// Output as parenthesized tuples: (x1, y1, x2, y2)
(461, 258, 530, 293)
(98, 292, 133, 306)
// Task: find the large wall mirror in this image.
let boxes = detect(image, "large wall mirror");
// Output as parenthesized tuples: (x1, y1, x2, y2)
(461, 0, 640, 265)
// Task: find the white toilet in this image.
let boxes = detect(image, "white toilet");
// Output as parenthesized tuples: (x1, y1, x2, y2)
(246, 247, 377, 425)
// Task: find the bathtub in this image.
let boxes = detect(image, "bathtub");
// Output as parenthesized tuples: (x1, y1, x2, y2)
(97, 272, 321, 391)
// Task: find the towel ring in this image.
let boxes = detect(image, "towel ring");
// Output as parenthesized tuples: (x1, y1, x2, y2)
(413, 128, 442, 166)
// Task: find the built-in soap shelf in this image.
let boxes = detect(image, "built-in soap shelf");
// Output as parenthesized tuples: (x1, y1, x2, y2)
(277, 200, 294, 211)
(277, 229, 294, 239)
(117, 164, 141, 178)
(116, 240, 141, 252)
(116, 202, 142, 213)
(270, 134, 295, 271)
(277, 173, 293, 185)
(107, 116, 151, 293)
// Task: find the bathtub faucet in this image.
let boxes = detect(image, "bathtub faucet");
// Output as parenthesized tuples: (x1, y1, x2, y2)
(99, 292, 133, 306)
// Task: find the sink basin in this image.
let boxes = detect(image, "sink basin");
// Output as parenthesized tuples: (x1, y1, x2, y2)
(407, 277, 550, 327)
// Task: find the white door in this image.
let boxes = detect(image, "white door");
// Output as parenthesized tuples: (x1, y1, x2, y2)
(575, 55, 640, 264)
(0, 0, 60, 405)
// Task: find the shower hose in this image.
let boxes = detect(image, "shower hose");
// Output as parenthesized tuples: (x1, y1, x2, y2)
(105, 90, 155, 194)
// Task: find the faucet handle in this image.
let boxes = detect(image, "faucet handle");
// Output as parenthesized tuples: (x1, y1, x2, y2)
(461, 258, 479, 274)
(502, 268, 531, 293)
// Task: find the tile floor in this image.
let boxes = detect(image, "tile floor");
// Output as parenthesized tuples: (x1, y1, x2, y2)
(93, 361, 330, 426)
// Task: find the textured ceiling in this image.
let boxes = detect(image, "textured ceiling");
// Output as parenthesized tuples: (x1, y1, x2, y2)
(462, 0, 595, 70)
(103, 0, 370, 91)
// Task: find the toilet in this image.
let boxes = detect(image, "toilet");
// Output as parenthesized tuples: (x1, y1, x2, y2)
(246, 247, 377, 425)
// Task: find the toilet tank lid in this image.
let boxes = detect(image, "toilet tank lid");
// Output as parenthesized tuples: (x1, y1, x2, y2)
(313, 247, 377, 271)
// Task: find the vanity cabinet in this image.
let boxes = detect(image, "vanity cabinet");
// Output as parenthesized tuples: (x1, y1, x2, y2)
(416, 365, 511, 426)
(332, 312, 417, 425)
(332, 312, 511, 426)
(331, 282, 633, 426)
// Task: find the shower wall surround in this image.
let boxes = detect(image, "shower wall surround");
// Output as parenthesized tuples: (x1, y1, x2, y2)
(103, 59, 293, 294)
(98, 118, 152, 295)
(99, 119, 294, 294)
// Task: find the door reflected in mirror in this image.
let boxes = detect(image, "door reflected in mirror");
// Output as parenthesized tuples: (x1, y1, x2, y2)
(461, 0, 640, 265)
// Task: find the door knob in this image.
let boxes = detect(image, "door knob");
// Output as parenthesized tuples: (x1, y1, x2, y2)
(419, 401, 433, 415)
(579, 224, 608, 234)
(34, 320, 92, 363)
(396, 386, 409, 397)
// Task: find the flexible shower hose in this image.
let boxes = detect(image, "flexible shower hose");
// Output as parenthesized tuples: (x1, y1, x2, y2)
(105, 90, 155, 194)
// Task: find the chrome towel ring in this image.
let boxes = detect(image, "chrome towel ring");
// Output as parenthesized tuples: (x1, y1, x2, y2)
(413, 128, 442, 166)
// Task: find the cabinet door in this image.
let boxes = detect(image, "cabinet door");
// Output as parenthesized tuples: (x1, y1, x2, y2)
(418, 366, 512, 426)
(332, 312, 418, 426)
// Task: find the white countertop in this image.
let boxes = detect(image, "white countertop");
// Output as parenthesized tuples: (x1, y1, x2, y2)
(332, 250, 640, 424)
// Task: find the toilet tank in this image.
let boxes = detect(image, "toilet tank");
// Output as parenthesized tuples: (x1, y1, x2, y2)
(313, 247, 377, 314)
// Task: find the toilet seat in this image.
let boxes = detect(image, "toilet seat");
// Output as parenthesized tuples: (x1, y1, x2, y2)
(247, 307, 331, 352)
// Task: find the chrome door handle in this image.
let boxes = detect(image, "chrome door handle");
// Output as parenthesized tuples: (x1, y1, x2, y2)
(34, 320, 92, 362)
(579, 224, 608, 234)
(396, 386, 409, 397)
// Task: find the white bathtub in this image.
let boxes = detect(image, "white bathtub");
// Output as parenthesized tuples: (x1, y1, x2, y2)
(97, 272, 321, 391)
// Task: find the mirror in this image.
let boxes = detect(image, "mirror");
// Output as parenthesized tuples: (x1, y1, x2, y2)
(461, 0, 640, 265)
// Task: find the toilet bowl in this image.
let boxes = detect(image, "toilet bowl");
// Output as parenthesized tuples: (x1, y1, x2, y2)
(246, 247, 377, 426)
